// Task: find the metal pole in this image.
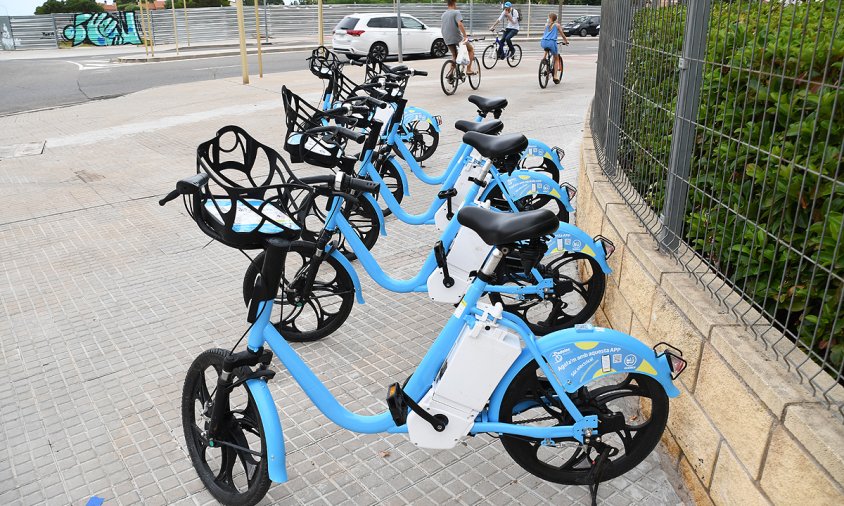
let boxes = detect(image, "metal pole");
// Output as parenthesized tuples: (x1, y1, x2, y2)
(527, 0, 531, 38)
(318, 0, 324, 46)
(558, 0, 563, 21)
(137, 2, 149, 57)
(235, 0, 249, 84)
(396, 0, 403, 63)
(170, 0, 180, 54)
(183, 0, 190, 47)
(263, 0, 269, 44)
(141, 1, 154, 57)
(254, 0, 263, 77)
(469, 0, 473, 35)
(660, 0, 712, 250)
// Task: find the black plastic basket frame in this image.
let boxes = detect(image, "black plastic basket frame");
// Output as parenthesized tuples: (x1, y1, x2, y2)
(193, 125, 317, 250)
(282, 86, 358, 168)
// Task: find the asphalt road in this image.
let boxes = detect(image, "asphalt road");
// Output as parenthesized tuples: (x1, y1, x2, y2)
(0, 40, 598, 116)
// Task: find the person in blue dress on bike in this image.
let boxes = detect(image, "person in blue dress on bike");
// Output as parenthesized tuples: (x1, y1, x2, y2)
(489, 2, 520, 59)
(540, 12, 569, 83)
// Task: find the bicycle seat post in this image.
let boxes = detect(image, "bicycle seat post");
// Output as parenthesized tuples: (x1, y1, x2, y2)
(247, 237, 291, 322)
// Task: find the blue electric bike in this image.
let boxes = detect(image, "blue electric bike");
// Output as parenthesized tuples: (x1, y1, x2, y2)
(240, 123, 612, 341)
(160, 167, 687, 506)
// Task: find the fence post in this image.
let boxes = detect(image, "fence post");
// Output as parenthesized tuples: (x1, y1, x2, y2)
(51, 14, 59, 48)
(602, 0, 633, 178)
(659, 0, 711, 251)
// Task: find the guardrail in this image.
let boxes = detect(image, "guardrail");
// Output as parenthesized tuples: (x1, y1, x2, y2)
(1, 4, 600, 50)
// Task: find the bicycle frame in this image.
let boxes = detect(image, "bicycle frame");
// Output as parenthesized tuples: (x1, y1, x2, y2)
(243, 254, 681, 484)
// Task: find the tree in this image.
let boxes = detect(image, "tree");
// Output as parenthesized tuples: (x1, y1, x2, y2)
(35, 0, 105, 14)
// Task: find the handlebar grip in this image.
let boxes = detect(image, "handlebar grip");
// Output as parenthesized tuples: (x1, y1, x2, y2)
(413, 70, 428, 77)
(343, 174, 380, 194)
(159, 189, 180, 206)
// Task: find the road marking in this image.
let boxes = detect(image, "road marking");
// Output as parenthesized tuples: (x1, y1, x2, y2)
(192, 64, 242, 71)
(67, 60, 123, 71)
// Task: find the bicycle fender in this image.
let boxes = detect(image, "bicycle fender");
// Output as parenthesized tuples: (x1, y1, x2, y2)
(522, 138, 563, 171)
(245, 379, 288, 483)
(403, 106, 441, 133)
(386, 155, 411, 197)
(328, 248, 365, 304)
(487, 326, 680, 422)
(547, 222, 612, 274)
(360, 192, 387, 236)
(482, 170, 574, 212)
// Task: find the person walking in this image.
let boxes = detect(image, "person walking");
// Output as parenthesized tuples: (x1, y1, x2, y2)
(490, 2, 520, 59)
(441, 0, 476, 75)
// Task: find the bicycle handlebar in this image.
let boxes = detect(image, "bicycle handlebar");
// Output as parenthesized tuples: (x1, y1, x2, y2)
(159, 173, 210, 206)
(304, 126, 366, 144)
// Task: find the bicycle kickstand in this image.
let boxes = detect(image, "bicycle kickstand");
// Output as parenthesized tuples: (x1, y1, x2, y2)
(586, 443, 616, 506)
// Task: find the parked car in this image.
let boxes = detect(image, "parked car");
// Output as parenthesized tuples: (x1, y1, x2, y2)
(332, 13, 449, 62)
(563, 15, 600, 37)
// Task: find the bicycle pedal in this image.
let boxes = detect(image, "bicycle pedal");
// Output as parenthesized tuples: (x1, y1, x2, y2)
(386, 382, 408, 426)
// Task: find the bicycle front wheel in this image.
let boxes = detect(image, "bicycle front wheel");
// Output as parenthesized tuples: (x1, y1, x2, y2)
(499, 365, 669, 485)
(183, 349, 272, 506)
(507, 44, 522, 67)
(440, 60, 458, 96)
(242, 242, 356, 342)
(482, 44, 499, 69)
(468, 58, 481, 90)
(538, 58, 550, 89)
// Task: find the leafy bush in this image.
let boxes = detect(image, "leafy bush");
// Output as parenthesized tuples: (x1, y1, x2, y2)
(617, 0, 844, 377)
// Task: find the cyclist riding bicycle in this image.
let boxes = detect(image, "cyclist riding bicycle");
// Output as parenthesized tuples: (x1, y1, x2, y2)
(490, 1, 520, 60)
(541, 12, 569, 83)
(441, 0, 476, 75)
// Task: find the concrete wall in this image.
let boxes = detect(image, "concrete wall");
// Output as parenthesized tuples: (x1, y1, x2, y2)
(578, 113, 844, 506)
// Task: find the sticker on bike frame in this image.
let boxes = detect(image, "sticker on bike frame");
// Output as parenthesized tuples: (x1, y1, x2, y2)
(546, 232, 597, 258)
(204, 199, 300, 234)
(403, 112, 431, 124)
(504, 175, 561, 200)
(548, 340, 658, 385)
(521, 145, 554, 160)
(453, 299, 467, 318)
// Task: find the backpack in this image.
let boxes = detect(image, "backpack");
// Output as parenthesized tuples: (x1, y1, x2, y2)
(512, 8, 520, 23)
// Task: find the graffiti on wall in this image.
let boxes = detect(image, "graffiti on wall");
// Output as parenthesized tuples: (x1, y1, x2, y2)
(62, 12, 142, 47)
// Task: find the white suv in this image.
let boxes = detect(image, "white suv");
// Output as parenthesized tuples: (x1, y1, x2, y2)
(332, 13, 448, 62)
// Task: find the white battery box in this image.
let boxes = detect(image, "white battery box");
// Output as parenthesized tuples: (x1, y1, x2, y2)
(408, 308, 521, 449)
(426, 224, 493, 303)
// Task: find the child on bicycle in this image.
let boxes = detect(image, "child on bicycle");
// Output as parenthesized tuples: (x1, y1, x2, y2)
(540, 12, 569, 83)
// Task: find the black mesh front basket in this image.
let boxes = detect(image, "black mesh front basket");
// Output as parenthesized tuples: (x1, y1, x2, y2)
(308, 46, 340, 80)
(192, 125, 315, 250)
(281, 86, 350, 168)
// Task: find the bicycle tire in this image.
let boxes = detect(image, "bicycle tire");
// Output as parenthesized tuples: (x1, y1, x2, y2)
(482, 44, 499, 69)
(397, 119, 440, 162)
(371, 154, 406, 217)
(440, 60, 458, 96)
(487, 251, 604, 335)
(538, 58, 550, 89)
(182, 348, 272, 506)
(299, 193, 380, 261)
(468, 58, 481, 90)
(242, 242, 356, 342)
(507, 45, 522, 67)
(499, 366, 669, 485)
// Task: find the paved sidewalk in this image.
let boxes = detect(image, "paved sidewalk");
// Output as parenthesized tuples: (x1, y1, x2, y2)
(0, 55, 687, 505)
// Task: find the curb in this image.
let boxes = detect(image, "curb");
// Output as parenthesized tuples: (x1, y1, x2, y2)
(115, 36, 597, 63)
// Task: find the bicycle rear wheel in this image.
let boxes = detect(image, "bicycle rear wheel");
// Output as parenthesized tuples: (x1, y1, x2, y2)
(183, 348, 271, 506)
(538, 58, 550, 89)
(507, 45, 522, 67)
(468, 58, 481, 90)
(499, 366, 669, 485)
(440, 60, 458, 96)
(482, 44, 499, 69)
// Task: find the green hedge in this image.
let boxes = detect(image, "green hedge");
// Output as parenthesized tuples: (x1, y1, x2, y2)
(618, 0, 844, 376)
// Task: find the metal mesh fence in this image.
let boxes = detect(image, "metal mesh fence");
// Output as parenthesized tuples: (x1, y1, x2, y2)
(592, 0, 844, 416)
